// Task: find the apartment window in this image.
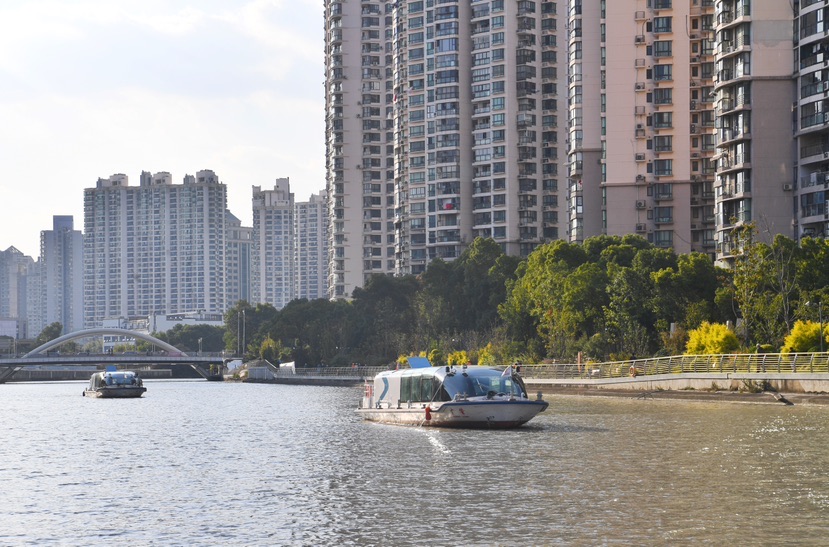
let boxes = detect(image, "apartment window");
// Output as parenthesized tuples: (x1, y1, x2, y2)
(653, 88, 672, 105)
(654, 159, 672, 176)
(654, 206, 673, 223)
(652, 111, 673, 128)
(653, 135, 672, 152)
(653, 64, 672, 81)
(436, 39, 459, 53)
(653, 41, 672, 58)
(653, 230, 673, 247)
(652, 17, 672, 34)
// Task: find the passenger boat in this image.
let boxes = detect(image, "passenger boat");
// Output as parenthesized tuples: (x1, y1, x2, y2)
(357, 359, 548, 429)
(83, 370, 146, 398)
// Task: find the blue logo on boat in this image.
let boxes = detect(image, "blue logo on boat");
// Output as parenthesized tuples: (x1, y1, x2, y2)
(379, 377, 389, 400)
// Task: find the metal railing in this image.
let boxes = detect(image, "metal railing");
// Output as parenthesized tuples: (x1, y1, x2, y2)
(519, 353, 829, 380)
(267, 355, 829, 382)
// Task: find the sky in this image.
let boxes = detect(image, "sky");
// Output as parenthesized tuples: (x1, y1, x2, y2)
(0, 0, 325, 257)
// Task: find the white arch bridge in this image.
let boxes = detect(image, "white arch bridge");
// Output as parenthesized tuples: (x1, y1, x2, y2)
(0, 328, 231, 383)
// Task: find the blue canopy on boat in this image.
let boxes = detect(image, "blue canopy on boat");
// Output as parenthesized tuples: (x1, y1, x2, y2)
(407, 357, 432, 369)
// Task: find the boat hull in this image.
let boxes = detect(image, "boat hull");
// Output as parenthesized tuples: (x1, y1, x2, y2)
(357, 400, 548, 429)
(83, 386, 146, 398)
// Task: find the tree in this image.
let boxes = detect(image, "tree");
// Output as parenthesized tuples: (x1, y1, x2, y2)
(685, 322, 740, 354)
(155, 324, 225, 354)
(603, 264, 653, 359)
(35, 322, 63, 346)
(352, 274, 420, 363)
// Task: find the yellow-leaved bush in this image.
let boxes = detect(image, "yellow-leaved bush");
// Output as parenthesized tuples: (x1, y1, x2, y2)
(685, 321, 740, 355)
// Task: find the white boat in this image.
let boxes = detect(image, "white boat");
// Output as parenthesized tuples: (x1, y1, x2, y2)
(83, 370, 146, 398)
(357, 360, 548, 429)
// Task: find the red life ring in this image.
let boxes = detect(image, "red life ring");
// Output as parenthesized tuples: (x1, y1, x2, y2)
(425, 406, 432, 421)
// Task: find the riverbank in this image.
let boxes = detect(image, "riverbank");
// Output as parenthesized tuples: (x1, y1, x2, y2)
(532, 384, 829, 406)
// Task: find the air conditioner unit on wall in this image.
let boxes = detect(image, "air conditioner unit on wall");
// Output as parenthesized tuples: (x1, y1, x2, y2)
(636, 200, 646, 209)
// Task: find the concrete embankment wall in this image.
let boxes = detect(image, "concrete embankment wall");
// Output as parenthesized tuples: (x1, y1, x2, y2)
(9, 369, 174, 382)
(525, 373, 829, 394)
(244, 376, 365, 387)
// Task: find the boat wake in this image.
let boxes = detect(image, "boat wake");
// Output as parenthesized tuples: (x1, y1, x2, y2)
(418, 429, 451, 456)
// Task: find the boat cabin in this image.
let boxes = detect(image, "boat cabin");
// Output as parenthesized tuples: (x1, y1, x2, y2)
(374, 366, 528, 408)
(87, 370, 143, 390)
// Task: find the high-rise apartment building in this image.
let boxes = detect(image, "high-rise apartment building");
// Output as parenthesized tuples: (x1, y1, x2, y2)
(0, 246, 34, 339)
(295, 191, 329, 301)
(324, 0, 567, 299)
(791, 2, 827, 240)
(715, 1, 794, 257)
(226, 211, 253, 307)
(570, 0, 720, 253)
(571, 0, 795, 260)
(38, 216, 83, 335)
(83, 170, 228, 327)
(251, 179, 296, 309)
(325, 1, 395, 299)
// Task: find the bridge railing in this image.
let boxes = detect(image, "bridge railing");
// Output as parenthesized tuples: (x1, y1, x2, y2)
(519, 353, 829, 380)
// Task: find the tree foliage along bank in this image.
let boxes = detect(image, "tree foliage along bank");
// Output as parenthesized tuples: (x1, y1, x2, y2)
(221, 229, 829, 367)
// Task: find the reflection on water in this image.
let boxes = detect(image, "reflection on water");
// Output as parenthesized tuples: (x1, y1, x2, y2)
(1, 382, 828, 545)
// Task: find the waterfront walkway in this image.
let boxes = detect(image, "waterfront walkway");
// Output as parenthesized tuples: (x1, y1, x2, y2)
(518, 352, 829, 393)
(261, 353, 829, 393)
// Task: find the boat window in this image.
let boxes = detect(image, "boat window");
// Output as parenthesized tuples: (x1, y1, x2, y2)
(400, 375, 447, 402)
(442, 371, 526, 398)
(421, 376, 435, 402)
(400, 376, 413, 402)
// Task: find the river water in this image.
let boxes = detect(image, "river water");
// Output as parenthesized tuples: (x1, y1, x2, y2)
(1, 380, 828, 545)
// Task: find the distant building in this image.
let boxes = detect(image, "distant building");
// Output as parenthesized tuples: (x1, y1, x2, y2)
(39, 216, 84, 334)
(251, 179, 295, 309)
(226, 211, 253, 307)
(294, 190, 328, 301)
(148, 310, 224, 334)
(83, 170, 229, 328)
(0, 246, 34, 339)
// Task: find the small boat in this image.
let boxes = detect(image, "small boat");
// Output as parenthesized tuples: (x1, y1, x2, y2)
(357, 359, 548, 429)
(83, 370, 146, 398)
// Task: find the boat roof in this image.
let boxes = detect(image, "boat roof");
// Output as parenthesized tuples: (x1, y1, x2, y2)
(378, 365, 506, 379)
(94, 370, 138, 377)
(407, 356, 432, 369)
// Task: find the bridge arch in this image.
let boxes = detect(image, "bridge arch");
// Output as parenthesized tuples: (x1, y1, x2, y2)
(24, 328, 186, 358)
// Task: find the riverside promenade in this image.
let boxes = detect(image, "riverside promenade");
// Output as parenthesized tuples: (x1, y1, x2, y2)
(518, 352, 829, 397)
(257, 352, 829, 395)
